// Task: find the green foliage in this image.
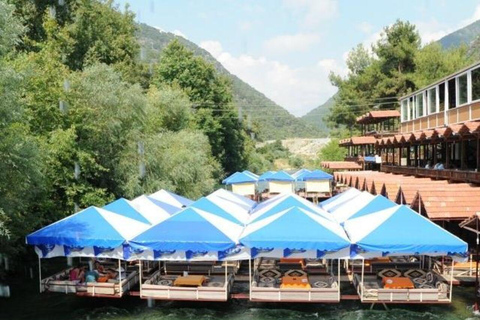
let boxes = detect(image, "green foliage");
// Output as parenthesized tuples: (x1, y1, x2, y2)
(256, 140, 291, 164)
(145, 85, 193, 133)
(0, 0, 24, 57)
(318, 139, 346, 162)
(327, 19, 473, 130)
(153, 40, 248, 174)
(138, 23, 323, 140)
(118, 130, 220, 200)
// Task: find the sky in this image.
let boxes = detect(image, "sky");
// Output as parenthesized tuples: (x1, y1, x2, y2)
(116, 0, 480, 117)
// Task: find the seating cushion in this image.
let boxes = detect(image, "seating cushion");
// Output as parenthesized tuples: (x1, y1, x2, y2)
(377, 269, 402, 279)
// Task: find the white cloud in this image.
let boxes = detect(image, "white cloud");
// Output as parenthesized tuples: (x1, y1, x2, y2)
(283, 0, 338, 29)
(153, 26, 164, 33)
(172, 29, 187, 39)
(200, 39, 343, 116)
(358, 22, 373, 34)
(200, 40, 224, 59)
(264, 33, 320, 52)
(460, 4, 480, 27)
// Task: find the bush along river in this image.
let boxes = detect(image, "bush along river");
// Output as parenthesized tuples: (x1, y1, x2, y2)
(0, 274, 479, 320)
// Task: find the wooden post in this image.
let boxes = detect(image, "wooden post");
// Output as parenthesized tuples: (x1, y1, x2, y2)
(118, 259, 123, 297)
(477, 137, 480, 171)
(414, 145, 419, 167)
(461, 138, 466, 170)
(446, 141, 450, 169)
(433, 143, 438, 166)
(407, 145, 411, 166)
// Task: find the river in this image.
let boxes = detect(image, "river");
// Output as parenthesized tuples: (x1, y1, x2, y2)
(0, 276, 478, 320)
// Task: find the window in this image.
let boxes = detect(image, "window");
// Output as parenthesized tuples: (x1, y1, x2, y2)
(409, 97, 414, 119)
(416, 93, 424, 117)
(472, 68, 480, 101)
(458, 73, 468, 105)
(428, 88, 436, 114)
(448, 78, 456, 109)
(439, 83, 445, 112)
(401, 100, 408, 121)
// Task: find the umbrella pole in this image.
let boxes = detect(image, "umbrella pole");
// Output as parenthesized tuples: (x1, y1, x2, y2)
(38, 257, 42, 293)
(118, 259, 122, 297)
(337, 259, 341, 301)
(361, 259, 365, 301)
(139, 260, 142, 298)
(449, 259, 454, 302)
(248, 259, 252, 298)
(476, 221, 480, 310)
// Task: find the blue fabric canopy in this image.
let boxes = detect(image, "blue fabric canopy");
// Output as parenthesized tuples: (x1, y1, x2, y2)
(302, 169, 333, 181)
(319, 188, 362, 211)
(146, 197, 183, 215)
(266, 170, 294, 182)
(345, 195, 397, 222)
(190, 197, 244, 225)
(129, 207, 240, 252)
(222, 171, 258, 185)
(250, 194, 332, 223)
(103, 198, 151, 224)
(292, 169, 311, 181)
(344, 205, 468, 257)
(164, 190, 194, 207)
(26, 206, 150, 250)
(258, 171, 276, 181)
(241, 207, 350, 255)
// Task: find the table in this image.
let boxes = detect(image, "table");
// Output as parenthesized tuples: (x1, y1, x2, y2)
(173, 275, 206, 287)
(280, 276, 311, 289)
(279, 258, 305, 269)
(382, 277, 414, 289)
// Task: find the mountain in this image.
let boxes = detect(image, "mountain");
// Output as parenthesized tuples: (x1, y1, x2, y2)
(438, 19, 480, 49)
(300, 95, 335, 134)
(137, 23, 324, 140)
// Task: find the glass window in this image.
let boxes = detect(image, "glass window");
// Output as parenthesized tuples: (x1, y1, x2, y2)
(458, 73, 468, 105)
(416, 93, 424, 117)
(439, 83, 445, 112)
(472, 68, 480, 101)
(401, 100, 408, 121)
(428, 88, 436, 114)
(409, 97, 414, 119)
(448, 78, 456, 109)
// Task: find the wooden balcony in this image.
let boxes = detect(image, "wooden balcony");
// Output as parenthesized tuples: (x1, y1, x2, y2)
(381, 165, 480, 184)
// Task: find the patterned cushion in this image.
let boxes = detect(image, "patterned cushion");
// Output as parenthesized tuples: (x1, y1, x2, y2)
(404, 269, 426, 279)
(377, 268, 402, 278)
(426, 272, 435, 283)
(259, 276, 275, 284)
(419, 283, 434, 289)
(259, 269, 282, 279)
(312, 281, 328, 288)
(158, 279, 173, 286)
(284, 269, 307, 277)
(207, 281, 223, 287)
(413, 277, 427, 285)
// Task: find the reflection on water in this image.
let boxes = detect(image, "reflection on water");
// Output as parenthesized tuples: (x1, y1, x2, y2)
(0, 276, 476, 320)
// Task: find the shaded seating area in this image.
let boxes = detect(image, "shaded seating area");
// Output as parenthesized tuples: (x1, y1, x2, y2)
(341, 205, 466, 304)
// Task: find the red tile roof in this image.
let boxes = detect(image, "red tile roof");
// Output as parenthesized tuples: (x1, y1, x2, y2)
(333, 171, 480, 220)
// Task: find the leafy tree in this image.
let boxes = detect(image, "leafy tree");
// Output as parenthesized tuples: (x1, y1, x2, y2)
(118, 130, 220, 199)
(145, 84, 193, 133)
(318, 139, 346, 162)
(153, 40, 249, 174)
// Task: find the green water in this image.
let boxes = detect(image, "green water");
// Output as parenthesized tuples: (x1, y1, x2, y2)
(0, 277, 477, 320)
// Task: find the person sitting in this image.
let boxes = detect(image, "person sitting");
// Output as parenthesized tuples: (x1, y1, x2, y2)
(85, 269, 99, 283)
(94, 261, 105, 274)
(69, 265, 85, 282)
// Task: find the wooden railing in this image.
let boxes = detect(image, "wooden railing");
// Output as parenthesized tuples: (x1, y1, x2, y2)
(381, 165, 480, 184)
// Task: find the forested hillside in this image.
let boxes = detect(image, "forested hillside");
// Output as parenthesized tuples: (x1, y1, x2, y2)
(138, 23, 324, 140)
(300, 95, 335, 133)
(438, 19, 480, 49)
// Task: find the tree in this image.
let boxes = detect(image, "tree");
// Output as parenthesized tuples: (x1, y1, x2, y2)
(318, 139, 346, 162)
(118, 130, 220, 199)
(145, 84, 193, 133)
(153, 40, 249, 174)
